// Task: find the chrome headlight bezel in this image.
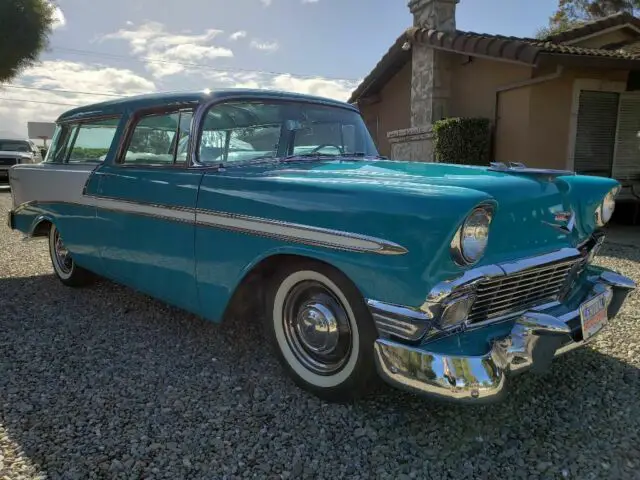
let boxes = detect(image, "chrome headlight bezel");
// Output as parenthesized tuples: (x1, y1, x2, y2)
(451, 204, 494, 266)
(595, 187, 618, 227)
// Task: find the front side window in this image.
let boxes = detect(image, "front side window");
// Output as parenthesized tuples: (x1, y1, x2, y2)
(45, 117, 120, 164)
(123, 110, 193, 166)
(197, 101, 378, 164)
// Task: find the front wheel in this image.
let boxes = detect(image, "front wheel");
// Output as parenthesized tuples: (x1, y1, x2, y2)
(265, 260, 378, 402)
(48, 224, 95, 287)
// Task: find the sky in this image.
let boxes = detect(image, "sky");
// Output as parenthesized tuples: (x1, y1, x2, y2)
(0, 0, 560, 139)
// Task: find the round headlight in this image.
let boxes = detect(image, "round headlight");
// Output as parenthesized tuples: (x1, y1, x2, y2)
(451, 206, 493, 265)
(596, 188, 617, 227)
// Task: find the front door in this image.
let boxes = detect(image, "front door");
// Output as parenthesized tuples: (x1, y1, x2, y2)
(85, 108, 203, 313)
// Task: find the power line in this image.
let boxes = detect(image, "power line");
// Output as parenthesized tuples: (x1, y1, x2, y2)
(0, 97, 80, 107)
(51, 45, 360, 82)
(2, 84, 123, 98)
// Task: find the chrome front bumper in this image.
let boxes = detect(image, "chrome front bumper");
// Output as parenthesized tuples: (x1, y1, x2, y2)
(373, 269, 635, 403)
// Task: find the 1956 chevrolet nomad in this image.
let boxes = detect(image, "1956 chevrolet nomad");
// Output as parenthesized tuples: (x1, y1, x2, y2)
(7, 89, 636, 403)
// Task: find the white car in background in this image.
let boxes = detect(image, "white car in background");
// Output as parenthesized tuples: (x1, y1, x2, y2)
(0, 138, 42, 182)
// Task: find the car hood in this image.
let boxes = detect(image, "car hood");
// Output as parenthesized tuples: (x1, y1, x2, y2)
(250, 158, 618, 261)
(0, 151, 32, 158)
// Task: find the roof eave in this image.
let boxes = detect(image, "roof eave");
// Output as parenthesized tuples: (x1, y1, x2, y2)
(348, 35, 410, 104)
(544, 12, 640, 43)
(538, 51, 640, 70)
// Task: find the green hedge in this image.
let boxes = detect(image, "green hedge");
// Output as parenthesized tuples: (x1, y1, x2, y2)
(433, 117, 491, 165)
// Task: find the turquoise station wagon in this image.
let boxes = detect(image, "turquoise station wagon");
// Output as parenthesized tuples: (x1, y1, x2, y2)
(7, 89, 636, 403)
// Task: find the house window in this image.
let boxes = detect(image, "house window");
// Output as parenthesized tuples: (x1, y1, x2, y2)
(574, 90, 619, 177)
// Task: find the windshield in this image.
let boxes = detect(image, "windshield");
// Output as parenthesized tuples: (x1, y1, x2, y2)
(0, 140, 31, 152)
(198, 101, 379, 164)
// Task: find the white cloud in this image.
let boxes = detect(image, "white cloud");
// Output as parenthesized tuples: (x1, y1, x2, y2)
(23, 61, 155, 94)
(260, 0, 272, 5)
(250, 40, 279, 52)
(302, 0, 319, 3)
(229, 31, 247, 41)
(0, 49, 359, 139)
(101, 22, 233, 77)
(201, 71, 358, 102)
(269, 75, 358, 100)
(0, 61, 156, 136)
(49, 2, 66, 29)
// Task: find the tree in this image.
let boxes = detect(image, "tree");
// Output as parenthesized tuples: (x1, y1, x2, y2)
(0, 0, 55, 83)
(537, 0, 640, 38)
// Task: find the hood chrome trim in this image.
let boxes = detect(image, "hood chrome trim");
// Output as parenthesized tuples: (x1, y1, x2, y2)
(489, 161, 575, 177)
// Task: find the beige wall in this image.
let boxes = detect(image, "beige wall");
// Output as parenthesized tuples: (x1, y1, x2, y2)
(495, 87, 533, 164)
(449, 56, 533, 119)
(359, 46, 633, 168)
(359, 62, 412, 157)
(525, 75, 574, 169)
(524, 68, 630, 169)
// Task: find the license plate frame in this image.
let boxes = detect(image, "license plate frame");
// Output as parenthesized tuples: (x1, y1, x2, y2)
(580, 292, 609, 341)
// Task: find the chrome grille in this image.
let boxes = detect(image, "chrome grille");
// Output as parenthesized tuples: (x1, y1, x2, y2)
(468, 259, 579, 323)
(0, 157, 17, 166)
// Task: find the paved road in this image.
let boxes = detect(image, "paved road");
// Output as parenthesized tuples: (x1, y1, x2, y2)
(1, 190, 639, 479)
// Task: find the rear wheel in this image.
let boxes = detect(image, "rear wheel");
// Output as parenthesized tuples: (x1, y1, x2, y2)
(265, 260, 378, 402)
(48, 224, 95, 287)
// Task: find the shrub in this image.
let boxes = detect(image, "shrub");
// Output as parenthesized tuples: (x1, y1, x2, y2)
(432, 117, 492, 165)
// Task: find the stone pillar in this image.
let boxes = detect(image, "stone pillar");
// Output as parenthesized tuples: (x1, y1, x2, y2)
(388, 0, 458, 161)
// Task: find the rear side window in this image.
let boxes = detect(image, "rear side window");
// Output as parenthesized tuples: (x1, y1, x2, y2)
(45, 117, 120, 164)
(122, 110, 193, 166)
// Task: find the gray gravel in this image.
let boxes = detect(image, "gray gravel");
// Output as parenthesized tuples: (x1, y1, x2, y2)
(1, 187, 639, 480)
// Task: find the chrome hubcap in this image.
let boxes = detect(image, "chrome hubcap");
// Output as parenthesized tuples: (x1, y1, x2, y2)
(296, 302, 339, 354)
(53, 230, 73, 274)
(283, 281, 352, 375)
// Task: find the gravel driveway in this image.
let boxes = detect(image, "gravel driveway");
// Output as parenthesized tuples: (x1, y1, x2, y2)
(1, 187, 639, 480)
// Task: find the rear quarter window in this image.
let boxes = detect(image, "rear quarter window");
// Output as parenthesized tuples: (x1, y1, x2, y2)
(45, 117, 121, 164)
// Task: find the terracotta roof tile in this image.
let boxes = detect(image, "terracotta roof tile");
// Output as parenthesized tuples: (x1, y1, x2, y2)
(349, 18, 640, 104)
(408, 27, 640, 63)
(542, 12, 640, 43)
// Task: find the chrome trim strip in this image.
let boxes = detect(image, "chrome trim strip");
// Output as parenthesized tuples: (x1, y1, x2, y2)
(425, 248, 582, 305)
(498, 248, 581, 276)
(488, 161, 575, 177)
(17, 196, 408, 256)
(366, 300, 433, 342)
(195, 209, 407, 255)
(424, 265, 504, 304)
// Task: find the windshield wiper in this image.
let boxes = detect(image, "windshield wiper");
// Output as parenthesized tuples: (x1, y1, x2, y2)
(347, 152, 387, 159)
(282, 153, 341, 162)
(283, 152, 387, 162)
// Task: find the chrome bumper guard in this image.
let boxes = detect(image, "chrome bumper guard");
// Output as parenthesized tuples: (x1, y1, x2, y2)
(373, 270, 635, 403)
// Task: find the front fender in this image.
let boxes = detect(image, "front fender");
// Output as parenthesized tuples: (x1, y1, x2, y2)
(195, 170, 497, 320)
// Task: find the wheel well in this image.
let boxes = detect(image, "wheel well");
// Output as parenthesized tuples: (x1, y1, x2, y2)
(32, 219, 52, 238)
(222, 253, 338, 322)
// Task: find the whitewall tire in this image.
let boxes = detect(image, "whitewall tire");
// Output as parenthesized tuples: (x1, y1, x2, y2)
(48, 224, 95, 287)
(265, 260, 378, 401)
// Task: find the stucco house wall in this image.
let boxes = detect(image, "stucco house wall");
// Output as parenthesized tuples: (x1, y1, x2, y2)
(359, 52, 634, 171)
(449, 57, 533, 119)
(359, 63, 412, 157)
